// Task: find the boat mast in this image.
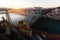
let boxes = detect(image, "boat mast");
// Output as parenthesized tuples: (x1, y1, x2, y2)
(6, 9, 11, 24)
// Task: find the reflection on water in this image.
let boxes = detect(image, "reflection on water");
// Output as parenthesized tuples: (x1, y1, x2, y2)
(0, 13, 26, 25)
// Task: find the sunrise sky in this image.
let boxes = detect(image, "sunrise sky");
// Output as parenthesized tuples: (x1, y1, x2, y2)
(0, 0, 60, 8)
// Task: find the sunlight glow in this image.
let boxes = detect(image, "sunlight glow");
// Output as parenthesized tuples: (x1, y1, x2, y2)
(0, 0, 60, 8)
(0, 0, 28, 8)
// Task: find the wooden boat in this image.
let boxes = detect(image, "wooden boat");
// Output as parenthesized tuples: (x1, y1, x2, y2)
(30, 17, 60, 40)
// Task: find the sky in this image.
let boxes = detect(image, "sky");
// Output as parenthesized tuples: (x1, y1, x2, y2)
(0, 0, 60, 8)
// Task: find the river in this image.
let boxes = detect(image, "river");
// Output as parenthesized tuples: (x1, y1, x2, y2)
(0, 13, 26, 25)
